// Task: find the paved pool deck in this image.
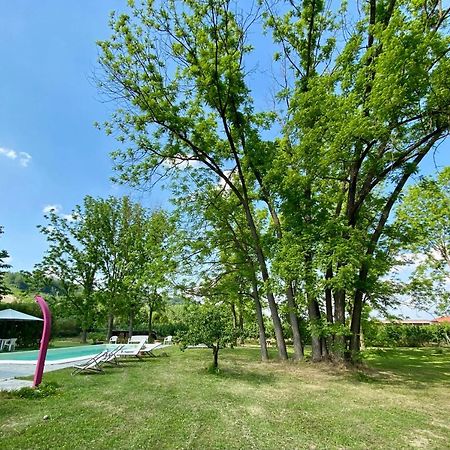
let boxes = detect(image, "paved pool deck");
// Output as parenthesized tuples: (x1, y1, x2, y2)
(0, 358, 90, 391)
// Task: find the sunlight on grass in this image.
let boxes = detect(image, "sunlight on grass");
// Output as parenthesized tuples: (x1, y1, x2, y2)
(0, 347, 449, 449)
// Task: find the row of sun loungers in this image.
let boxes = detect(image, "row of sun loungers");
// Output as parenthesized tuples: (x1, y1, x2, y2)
(72, 337, 170, 375)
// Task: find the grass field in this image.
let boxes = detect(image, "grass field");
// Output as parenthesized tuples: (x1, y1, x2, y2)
(0, 346, 449, 449)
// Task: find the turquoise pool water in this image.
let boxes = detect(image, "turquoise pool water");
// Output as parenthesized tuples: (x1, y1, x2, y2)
(0, 344, 109, 363)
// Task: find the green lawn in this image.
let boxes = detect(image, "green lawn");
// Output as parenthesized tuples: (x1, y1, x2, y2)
(0, 347, 449, 449)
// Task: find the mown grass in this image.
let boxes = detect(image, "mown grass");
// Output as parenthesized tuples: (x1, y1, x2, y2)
(0, 346, 449, 449)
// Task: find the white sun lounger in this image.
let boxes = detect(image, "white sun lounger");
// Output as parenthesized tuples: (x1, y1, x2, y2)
(127, 335, 148, 344)
(118, 339, 147, 358)
(71, 350, 109, 375)
(72, 345, 125, 375)
(141, 342, 164, 357)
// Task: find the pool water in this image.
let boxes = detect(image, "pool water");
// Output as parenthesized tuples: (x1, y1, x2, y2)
(0, 344, 109, 364)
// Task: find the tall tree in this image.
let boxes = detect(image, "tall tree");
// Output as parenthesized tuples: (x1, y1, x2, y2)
(83, 196, 149, 339)
(97, 0, 450, 363)
(396, 167, 450, 315)
(38, 203, 102, 343)
(97, 0, 289, 359)
(131, 209, 178, 340)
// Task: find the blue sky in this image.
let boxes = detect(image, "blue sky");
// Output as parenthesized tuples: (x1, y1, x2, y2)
(0, 1, 449, 320)
(0, 1, 170, 271)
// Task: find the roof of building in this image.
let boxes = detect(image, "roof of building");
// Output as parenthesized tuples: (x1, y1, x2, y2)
(432, 316, 450, 323)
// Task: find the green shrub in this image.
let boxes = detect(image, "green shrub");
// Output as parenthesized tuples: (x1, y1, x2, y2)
(53, 317, 81, 337)
(5, 382, 60, 400)
(364, 322, 450, 347)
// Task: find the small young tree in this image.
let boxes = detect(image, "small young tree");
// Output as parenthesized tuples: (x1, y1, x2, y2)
(179, 302, 236, 370)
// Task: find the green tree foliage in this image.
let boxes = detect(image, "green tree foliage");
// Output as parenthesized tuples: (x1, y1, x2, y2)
(0, 226, 11, 298)
(96, 0, 450, 363)
(38, 196, 178, 341)
(178, 301, 237, 369)
(38, 202, 103, 342)
(364, 322, 450, 347)
(264, 0, 450, 360)
(129, 209, 179, 339)
(397, 167, 450, 314)
(97, 0, 290, 360)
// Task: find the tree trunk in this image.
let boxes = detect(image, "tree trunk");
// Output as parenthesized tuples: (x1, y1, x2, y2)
(238, 309, 244, 345)
(128, 312, 134, 339)
(332, 289, 346, 361)
(266, 291, 288, 360)
(325, 266, 334, 324)
(239, 188, 288, 360)
(148, 302, 154, 342)
(324, 266, 334, 357)
(106, 313, 114, 341)
(307, 293, 323, 362)
(349, 263, 369, 361)
(251, 274, 269, 361)
(286, 283, 304, 360)
(81, 327, 88, 344)
(212, 345, 219, 369)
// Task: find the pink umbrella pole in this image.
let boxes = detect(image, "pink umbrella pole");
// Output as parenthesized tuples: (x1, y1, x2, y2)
(33, 295, 52, 388)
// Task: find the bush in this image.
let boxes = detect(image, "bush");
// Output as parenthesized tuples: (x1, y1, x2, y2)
(364, 322, 450, 347)
(52, 317, 81, 337)
(152, 322, 187, 339)
(8, 382, 60, 399)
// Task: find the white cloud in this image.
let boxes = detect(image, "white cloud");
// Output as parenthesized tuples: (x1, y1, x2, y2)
(43, 204, 62, 214)
(0, 147, 32, 167)
(19, 152, 32, 167)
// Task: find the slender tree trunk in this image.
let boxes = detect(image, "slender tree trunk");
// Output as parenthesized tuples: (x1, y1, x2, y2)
(233, 170, 287, 360)
(251, 273, 269, 361)
(148, 301, 154, 342)
(128, 312, 134, 339)
(212, 345, 219, 369)
(106, 312, 114, 341)
(286, 283, 304, 360)
(324, 266, 334, 357)
(81, 327, 88, 344)
(332, 289, 346, 361)
(307, 293, 323, 362)
(325, 266, 334, 324)
(238, 306, 244, 345)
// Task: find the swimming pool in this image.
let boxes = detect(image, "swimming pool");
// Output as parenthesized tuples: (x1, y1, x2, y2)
(0, 344, 111, 365)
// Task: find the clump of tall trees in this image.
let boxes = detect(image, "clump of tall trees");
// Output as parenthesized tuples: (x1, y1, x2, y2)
(96, 0, 450, 363)
(37, 196, 177, 343)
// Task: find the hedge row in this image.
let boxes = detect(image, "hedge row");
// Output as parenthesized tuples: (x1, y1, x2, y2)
(364, 323, 450, 347)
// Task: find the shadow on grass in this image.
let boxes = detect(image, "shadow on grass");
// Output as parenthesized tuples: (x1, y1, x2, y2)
(197, 365, 276, 386)
(350, 347, 450, 388)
